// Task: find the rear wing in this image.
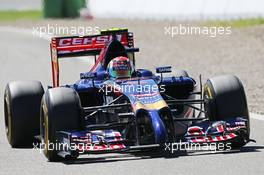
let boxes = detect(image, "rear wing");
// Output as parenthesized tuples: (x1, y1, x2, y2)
(50, 28, 137, 87)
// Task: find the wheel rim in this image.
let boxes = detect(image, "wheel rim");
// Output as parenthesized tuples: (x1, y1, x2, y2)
(42, 104, 49, 156)
(4, 97, 11, 141)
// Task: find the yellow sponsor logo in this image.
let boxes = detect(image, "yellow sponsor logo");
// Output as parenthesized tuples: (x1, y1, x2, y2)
(133, 100, 167, 111)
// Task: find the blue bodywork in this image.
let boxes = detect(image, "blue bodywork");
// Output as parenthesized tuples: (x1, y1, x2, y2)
(64, 60, 195, 145)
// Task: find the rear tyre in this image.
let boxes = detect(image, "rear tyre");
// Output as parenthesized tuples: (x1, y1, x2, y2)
(41, 87, 83, 161)
(204, 75, 250, 148)
(174, 69, 189, 77)
(4, 81, 44, 147)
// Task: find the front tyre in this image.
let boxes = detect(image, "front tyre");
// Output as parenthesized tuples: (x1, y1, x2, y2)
(204, 75, 250, 148)
(41, 87, 83, 161)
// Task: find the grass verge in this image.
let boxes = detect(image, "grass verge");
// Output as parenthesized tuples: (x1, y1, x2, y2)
(0, 10, 42, 21)
(206, 18, 264, 28)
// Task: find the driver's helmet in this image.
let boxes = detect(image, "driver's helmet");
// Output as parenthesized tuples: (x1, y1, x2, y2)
(107, 56, 133, 79)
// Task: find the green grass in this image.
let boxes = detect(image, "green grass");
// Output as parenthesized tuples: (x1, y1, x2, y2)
(0, 10, 42, 21)
(206, 18, 264, 28)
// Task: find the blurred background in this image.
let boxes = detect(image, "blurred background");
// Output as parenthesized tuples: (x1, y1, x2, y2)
(1, 0, 264, 20)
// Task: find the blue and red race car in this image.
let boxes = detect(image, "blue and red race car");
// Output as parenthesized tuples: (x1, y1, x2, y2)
(4, 28, 251, 161)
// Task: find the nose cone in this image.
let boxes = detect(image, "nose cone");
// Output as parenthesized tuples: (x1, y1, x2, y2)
(148, 110, 168, 144)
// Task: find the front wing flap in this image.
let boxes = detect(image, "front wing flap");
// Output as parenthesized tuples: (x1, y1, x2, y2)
(184, 117, 248, 143)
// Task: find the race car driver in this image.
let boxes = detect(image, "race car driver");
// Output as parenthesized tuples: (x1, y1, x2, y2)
(107, 56, 133, 79)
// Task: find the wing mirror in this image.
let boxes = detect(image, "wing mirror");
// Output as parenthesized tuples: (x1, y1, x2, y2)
(156, 66, 172, 82)
(156, 66, 172, 74)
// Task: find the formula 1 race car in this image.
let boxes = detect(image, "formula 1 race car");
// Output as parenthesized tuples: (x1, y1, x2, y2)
(4, 28, 251, 161)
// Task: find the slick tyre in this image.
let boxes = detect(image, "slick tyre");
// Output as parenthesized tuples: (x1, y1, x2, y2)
(4, 81, 44, 147)
(204, 75, 250, 148)
(41, 87, 82, 161)
(174, 70, 189, 77)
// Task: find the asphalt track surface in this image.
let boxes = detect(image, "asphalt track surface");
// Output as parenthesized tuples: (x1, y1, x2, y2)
(0, 27, 264, 175)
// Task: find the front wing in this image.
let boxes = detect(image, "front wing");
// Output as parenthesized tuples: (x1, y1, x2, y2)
(55, 117, 248, 158)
